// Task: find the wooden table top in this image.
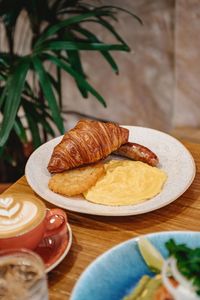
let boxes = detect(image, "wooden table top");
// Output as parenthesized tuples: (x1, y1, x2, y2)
(1, 140, 200, 300)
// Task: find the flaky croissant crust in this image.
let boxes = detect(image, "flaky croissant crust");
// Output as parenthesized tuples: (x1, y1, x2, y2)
(48, 119, 129, 173)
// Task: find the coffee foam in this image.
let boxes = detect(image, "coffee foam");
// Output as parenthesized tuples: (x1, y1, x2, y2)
(0, 196, 46, 238)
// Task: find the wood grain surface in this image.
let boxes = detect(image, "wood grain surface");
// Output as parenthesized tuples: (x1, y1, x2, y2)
(1, 140, 200, 300)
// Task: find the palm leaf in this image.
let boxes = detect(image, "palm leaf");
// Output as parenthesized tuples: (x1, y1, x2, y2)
(24, 109, 42, 148)
(81, 18, 129, 49)
(0, 73, 9, 109)
(22, 98, 42, 147)
(29, 99, 55, 120)
(56, 65, 62, 107)
(36, 40, 129, 52)
(22, 98, 55, 144)
(0, 74, 5, 80)
(30, 100, 55, 125)
(27, 100, 55, 137)
(45, 53, 106, 107)
(67, 50, 88, 98)
(0, 57, 30, 147)
(96, 5, 143, 25)
(47, 73, 60, 94)
(73, 26, 119, 74)
(32, 56, 64, 134)
(0, 84, 7, 108)
(57, 5, 118, 22)
(13, 116, 28, 144)
(34, 10, 117, 47)
(23, 82, 38, 101)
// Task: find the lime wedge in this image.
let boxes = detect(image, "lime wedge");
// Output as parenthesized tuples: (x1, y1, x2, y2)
(138, 237, 165, 273)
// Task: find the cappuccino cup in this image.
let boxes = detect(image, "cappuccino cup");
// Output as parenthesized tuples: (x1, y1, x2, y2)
(0, 194, 67, 250)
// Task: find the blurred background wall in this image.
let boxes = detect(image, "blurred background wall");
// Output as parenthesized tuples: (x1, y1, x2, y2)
(57, 0, 200, 132)
(1, 0, 200, 133)
(62, 0, 176, 131)
(174, 0, 200, 127)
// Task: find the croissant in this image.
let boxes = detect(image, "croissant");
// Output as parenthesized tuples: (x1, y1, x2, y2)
(48, 119, 129, 173)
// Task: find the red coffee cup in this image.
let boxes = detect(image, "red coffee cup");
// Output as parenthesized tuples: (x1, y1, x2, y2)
(0, 195, 67, 250)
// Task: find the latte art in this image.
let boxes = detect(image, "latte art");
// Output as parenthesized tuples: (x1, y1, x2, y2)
(0, 196, 46, 238)
(0, 197, 22, 218)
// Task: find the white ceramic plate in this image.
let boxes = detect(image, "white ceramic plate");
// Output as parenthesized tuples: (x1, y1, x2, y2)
(25, 126, 196, 216)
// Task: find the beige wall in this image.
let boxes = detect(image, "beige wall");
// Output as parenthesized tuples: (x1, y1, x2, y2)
(62, 0, 176, 132)
(174, 0, 200, 127)
(1, 0, 200, 132)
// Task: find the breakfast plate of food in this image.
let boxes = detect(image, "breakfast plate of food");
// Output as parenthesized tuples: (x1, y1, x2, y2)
(25, 119, 195, 216)
(70, 231, 200, 300)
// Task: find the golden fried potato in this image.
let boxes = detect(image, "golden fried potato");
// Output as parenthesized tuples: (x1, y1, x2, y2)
(48, 163, 105, 196)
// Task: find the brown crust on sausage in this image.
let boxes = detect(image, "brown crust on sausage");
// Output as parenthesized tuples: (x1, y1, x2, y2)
(113, 142, 159, 166)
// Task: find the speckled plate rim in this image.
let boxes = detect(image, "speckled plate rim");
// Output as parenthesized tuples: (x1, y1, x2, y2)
(25, 126, 196, 216)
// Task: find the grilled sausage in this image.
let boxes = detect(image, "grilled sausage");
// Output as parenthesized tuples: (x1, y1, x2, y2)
(113, 142, 159, 167)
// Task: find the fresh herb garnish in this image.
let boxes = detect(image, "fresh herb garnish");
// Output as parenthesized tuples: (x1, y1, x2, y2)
(166, 239, 200, 295)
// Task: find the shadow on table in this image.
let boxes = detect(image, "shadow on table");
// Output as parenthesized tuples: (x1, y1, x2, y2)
(68, 184, 198, 235)
(48, 234, 81, 288)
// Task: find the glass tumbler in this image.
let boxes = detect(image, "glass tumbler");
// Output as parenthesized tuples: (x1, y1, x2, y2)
(0, 249, 48, 300)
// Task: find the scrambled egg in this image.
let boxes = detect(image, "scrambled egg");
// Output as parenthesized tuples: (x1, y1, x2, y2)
(84, 160, 167, 206)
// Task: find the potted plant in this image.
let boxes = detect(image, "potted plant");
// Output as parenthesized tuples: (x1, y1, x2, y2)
(0, 0, 142, 183)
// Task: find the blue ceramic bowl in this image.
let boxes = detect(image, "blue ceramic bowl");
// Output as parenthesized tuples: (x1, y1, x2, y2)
(70, 231, 200, 300)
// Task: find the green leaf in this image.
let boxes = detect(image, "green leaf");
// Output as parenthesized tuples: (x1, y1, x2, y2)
(24, 81, 36, 98)
(0, 74, 6, 81)
(22, 98, 55, 138)
(76, 4, 118, 21)
(73, 26, 119, 74)
(32, 56, 64, 134)
(82, 18, 129, 48)
(165, 239, 200, 296)
(97, 5, 143, 25)
(13, 116, 28, 144)
(24, 109, 41, 148)
(39, 118, 55, 138)
(101, 51, 119, 74)
(57, 5, 117, 21)
(30, 99, 54, 120)
(0, 57, 30, 147)
(0, 83, 7, 108)
(47, 73, 60, 94)
(36, 40, 129, 52)
(34, 10, 115, 47)
(56, 66, 62, 107)
(67, 50, 88, 98)
(45, 53, 107, 107)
